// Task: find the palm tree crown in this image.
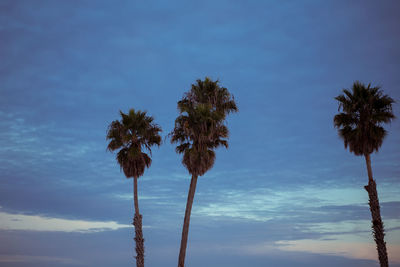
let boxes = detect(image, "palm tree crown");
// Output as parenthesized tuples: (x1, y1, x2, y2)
(107, 109, 162, 178)
(170, 77, 238, 176)
(334, 81, 395, 156)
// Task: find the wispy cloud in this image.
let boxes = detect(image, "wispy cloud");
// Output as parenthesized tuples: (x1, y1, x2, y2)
(276, 234, 400, 264)
(270, 219, 400, 263)
(0, 211, 129, 233)
(276, 238, 379, 261)
(300, 219, 400, 236)
(231, 227, 400, 263)
(192, 183, 382, 222)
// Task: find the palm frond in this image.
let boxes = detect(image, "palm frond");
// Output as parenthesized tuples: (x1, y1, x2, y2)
(334, 81, 395, 155)
(170, 77, 237, 176)
(106, 108, 162, 179)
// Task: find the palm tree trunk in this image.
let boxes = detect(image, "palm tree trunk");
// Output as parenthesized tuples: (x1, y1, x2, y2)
(178, 175, 198, 267)
(364, 154, 388, 267)
(133, 176, 144, 267)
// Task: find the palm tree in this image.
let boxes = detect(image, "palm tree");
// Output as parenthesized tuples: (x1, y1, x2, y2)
(170, 77, 238, 267)
(106, 109, 162, 267)
(334, 81, 395, 267)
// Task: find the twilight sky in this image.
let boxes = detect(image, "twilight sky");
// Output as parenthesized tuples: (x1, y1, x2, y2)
(0, 1, 400, 266)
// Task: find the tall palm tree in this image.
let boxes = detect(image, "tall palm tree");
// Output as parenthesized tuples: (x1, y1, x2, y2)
(106, 109, 162, 267)
(334, 81, 395, 267)
(170, 77, 238, 267)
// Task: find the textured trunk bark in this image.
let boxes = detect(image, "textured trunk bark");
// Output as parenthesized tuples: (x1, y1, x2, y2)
(178, 175, 198, 267)
(133, 177, 144, 267)
(364, 154, 389, 267)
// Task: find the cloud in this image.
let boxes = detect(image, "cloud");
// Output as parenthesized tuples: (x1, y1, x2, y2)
(300, 219, 400, 236)
(0, 211, 129, 233)
(277, 238, 378, 261)
(276, 236, 400, 264)
(234, 225, 400, 264)
(192, 184, 371, 222)
(271, 220, 400, 263)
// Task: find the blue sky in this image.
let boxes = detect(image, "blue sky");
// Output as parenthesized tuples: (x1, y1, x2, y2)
(0, 0, 399, 266)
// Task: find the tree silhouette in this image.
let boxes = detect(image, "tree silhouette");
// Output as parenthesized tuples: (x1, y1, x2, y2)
(107, 109, 162, 267)
(334, 81, 395, 267)
(170, 77, 238, 267)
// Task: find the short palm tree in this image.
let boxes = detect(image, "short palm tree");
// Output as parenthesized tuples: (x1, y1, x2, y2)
(106, 109, 162, 267)
(170, 78, 238, 267)
(334, 81, 395, 267)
